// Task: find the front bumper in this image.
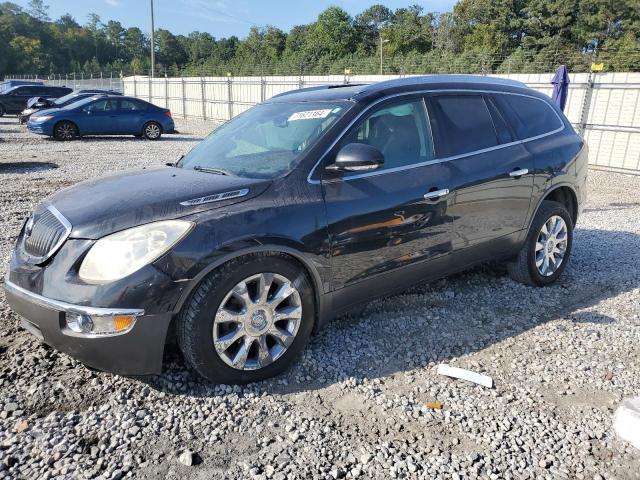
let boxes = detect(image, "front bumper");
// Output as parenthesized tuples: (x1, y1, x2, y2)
(4, 280, 172, 375)
(26, 121, 51, 135)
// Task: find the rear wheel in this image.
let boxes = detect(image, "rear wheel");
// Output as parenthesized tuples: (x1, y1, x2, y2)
(177, 254, 315, 384)
(53, 121, 78, 141)
(142, 121, 162, 140)
(508, 200, 573, 286)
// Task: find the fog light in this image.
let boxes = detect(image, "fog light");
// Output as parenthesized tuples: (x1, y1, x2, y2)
(67, 314, 94, 333)
(65, 313, 136, 335)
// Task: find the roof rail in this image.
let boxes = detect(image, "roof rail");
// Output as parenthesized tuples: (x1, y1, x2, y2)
(271, 84, 366, 99)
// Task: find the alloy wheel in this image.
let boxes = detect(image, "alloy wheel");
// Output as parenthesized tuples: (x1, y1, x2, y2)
(57, 123, 75, 140)
(535, 215, 568, 276)
(213, 273, 302, 370)
(145, 123, 160, 139)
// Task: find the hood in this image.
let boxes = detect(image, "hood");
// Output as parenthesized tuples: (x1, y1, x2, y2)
(27, 96, 54, 108)
(31, 107, 62, 118)
(43, 166, 271, 239)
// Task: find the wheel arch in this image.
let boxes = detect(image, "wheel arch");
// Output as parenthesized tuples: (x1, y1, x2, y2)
(170, 245, 328, 338)
(529, 183, 579, 229)
(53, 118, 80, 136)
(142, 120, 163, 135)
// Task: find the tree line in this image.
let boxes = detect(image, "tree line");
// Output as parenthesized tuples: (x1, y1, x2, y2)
(1, 0, 639, 77)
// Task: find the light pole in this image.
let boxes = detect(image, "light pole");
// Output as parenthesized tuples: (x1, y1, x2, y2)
(150, 0, 155, 77)
(379, 35, 389, 75)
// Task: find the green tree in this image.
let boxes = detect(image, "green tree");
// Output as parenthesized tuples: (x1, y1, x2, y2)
(27, 0, 48, 21)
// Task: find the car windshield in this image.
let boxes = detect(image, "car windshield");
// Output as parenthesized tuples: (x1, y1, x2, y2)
(179, 101, 351, 179)
(54, 92, 81, 105)
(62, 96, 97, 110)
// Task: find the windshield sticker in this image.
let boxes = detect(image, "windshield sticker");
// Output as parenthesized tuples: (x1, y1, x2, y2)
(288, 109, 332, 121)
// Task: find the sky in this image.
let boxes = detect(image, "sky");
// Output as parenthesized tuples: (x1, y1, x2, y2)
(12, 0, 458, 38)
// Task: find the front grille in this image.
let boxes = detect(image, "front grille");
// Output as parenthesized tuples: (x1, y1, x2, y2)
(23, 206, 71, 263)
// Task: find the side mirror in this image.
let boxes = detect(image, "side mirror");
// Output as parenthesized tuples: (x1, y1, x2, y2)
(326, 143, 384, 172)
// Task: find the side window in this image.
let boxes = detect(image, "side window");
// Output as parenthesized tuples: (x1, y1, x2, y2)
(338, 99, 433, 173)
(427, 94, 498, 157)
(84, 99, 118, 112)
(492, 94, 563, 140)
(120, 99, 147, 111)
(485, 97, 514, 144)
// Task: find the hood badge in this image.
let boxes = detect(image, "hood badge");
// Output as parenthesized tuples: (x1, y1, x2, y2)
(180, 188, 249, 207)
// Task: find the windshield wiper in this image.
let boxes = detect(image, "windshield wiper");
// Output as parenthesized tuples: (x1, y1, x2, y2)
(193, 166, 235, 176)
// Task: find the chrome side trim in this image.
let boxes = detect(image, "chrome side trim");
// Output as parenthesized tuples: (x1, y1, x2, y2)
(3, 280, 145, 317)
(180, 188, 249, 206)
(307, 88, 566, 184)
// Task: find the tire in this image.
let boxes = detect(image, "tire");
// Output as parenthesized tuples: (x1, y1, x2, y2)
(142, 121, 162, 140)
(0, 104, 5, 117)
(508, 200, 573, 286)
(177, 254, 315, 384)
(53, 121, 78, 141)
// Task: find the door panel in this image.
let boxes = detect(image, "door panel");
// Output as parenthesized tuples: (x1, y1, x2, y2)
(426, 93, 534, 250)
(322, 97, 453, 299)
(324, 165, 453, 291)
(81, 99, 120, 134)
(446, 146, 533, 248)
(117, 99, 147, 133)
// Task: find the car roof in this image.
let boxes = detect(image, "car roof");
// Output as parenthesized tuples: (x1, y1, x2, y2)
(267, 75, 532, 104)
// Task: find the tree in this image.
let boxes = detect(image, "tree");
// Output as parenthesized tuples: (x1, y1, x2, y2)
(302, 7, 357, 61)
(355, 4, 392, 54)
(27, 0, 48, 22)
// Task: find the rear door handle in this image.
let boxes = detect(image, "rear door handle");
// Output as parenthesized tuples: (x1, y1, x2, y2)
(509, 168, 529, 178)
(423, 188, 450, 200)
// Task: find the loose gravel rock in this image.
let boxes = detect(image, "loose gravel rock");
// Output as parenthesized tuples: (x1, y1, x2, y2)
(1, 116, 639, 479)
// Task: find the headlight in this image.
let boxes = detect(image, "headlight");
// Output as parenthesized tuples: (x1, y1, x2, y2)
(79, 220, 194, 284)
(32, 115, 53, 123)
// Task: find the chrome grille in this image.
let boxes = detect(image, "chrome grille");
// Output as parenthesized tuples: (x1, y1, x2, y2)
(23, 205, 71, 263)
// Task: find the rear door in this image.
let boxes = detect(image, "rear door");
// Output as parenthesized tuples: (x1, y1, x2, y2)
(425, 92, 534, 252)
(80, 98, 120, 134)
(322, 96, 453, 306)
(116, 98, 148, 133)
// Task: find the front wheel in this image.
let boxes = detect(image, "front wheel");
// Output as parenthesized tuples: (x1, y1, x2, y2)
(508, 200, 573, 286)
(142, 121, 162, 140)
(177, 254, 315, 384)
(53, 121, 78, 141)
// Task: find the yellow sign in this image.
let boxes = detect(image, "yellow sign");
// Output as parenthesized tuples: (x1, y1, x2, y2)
(591, 63, 604, 72)
(344, 68, 352, 75)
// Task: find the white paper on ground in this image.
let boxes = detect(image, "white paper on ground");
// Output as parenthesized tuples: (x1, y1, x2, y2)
(437, 364, 493, 388)
(614, 396, 640, 449)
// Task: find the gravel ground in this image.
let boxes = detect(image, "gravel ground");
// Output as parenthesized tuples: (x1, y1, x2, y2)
(0, 116, 639, 480)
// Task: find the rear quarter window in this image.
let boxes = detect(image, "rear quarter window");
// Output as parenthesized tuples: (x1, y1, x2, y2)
(492, 93, 563, 140)
(428, 94, 498, 157)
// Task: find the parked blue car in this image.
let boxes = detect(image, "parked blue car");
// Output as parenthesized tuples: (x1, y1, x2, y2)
(27, 95, 175, 140)
(19, 89, 122, 124)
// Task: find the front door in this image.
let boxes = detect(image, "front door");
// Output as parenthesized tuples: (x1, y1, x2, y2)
(321, 97, 453, 308)
(81, 98, 120, 134)
(425, 93, 534, 251)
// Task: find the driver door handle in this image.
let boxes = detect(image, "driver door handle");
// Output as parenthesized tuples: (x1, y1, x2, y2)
(509, 168, 529, 178)
(423, 188, 450, 200)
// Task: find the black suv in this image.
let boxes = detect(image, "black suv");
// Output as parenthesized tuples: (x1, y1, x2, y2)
(4, 75, 587, 384)
(0, 85, 72, 116)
